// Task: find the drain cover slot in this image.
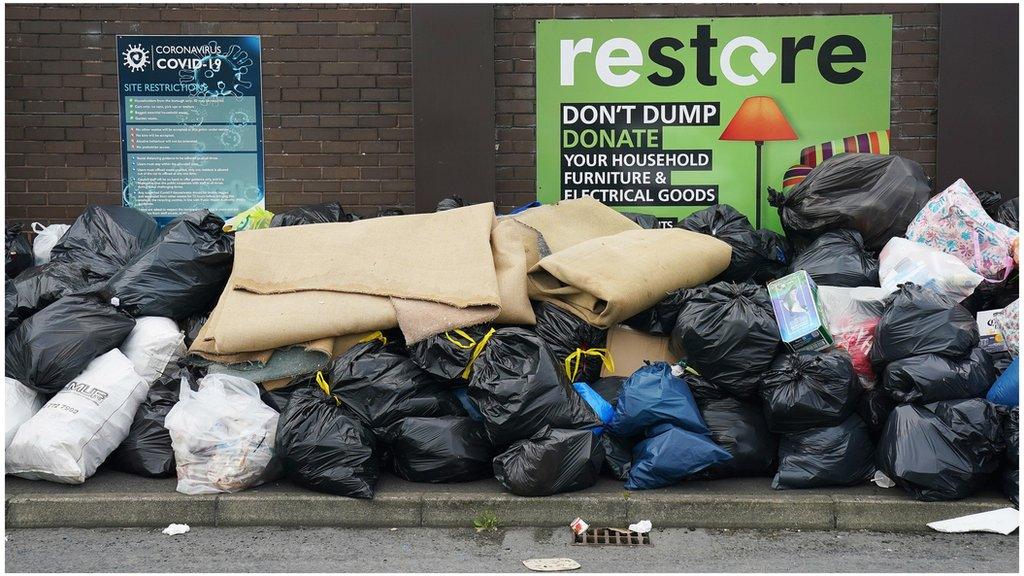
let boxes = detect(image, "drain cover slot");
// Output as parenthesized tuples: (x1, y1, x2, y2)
(572, 527, 652, 546)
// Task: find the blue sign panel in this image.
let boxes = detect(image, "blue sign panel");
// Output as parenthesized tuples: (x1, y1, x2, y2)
(116, 35, 264, 222)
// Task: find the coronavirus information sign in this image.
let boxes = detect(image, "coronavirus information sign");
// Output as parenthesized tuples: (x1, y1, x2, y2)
(536, 16, 892, 229)
(116, 35, 264, 222)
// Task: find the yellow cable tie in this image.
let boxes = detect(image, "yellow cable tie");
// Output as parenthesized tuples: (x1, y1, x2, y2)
(444, 329, 477, 350)
(564, 348, 615, 382)
(358, 330, 388, 346)
(315, 371, 340, 405)
(460, 327, 495, 380)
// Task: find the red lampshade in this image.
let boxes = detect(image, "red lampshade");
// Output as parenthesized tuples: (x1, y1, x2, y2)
(720, 96, 798, 142)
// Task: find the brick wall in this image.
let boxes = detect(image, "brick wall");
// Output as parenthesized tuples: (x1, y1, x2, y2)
(494, 3, 940, 212)
(6, 3, 939, 223)
(5, 3, 412, 224)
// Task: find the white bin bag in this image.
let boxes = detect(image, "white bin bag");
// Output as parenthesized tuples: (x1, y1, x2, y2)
(30, 222, 70, 266)
(879, 237, 984, 302)
(120, 316, 185, 384)
(164, 373, 279, 495)
(5, 377, 44, 451)
(6, 350, 148, 483)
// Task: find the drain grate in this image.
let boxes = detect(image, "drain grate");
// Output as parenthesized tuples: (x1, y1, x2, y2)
(572, 527, 652, 546)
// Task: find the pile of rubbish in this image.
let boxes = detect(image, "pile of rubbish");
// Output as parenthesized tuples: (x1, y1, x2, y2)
(4, 154, 1020, 508)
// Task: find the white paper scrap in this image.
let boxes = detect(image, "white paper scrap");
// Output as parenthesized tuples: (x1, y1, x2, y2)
(927, 508, 1018, 535)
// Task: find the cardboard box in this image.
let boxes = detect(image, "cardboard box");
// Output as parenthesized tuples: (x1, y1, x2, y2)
(768, 270, 834, 353)
(601, 325, 678, 378)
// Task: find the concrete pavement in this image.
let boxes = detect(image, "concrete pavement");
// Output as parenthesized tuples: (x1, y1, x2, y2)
(5, 468, 1014, 532)
(4, 526, 1019, 572)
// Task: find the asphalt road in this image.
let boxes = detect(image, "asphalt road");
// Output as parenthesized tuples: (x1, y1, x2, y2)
(4, 526, 1019, 572)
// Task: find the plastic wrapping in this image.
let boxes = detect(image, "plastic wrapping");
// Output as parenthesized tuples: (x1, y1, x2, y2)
(120, 316, 185, 384)
(6, 350, 148, 484)
(275, 383, 378, 499)
(4, 377, 43, 452)
(468, 328, 601, 447)
(677, 204, 789, 283)
(573, 382, 614, 428)
(533, 302, 609, 384)
(383, 416, 493, 483)
(817, 286, 889, 380)
(49, 205, 161, 286)
(788, 229, 879, 288)
(608, 362, 707, 438)
(5, 295, 136, 395)
(876, 399, 1005, 501)
(905, 179, 1019, 281)
(767, 153, 931, 251)
(670, 282, 781, 399)
(625, 423, 732, 490)
(106, 366, 182, 478)
(992, 299, 1019, 357)
(30, 222, 70, 266)
(165, 374, 280, 495)
(759, 350, 863, 433)
(771, 414, 875, 489)
(881, 348, 997, 404)
(868, 283, 979, 366)
(691, 376, 777, 479)
(879, 237, 984, 302)
(270, 202, 350, 227)
(493, 426, 604, 496)
(6, 225, 33, 278)
(102, 210, 234, 320)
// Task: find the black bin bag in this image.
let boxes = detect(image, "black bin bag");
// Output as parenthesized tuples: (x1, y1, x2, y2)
(622, 211, 660, 229)
(881, 347, 997, 405)
(623, 288, 688, 336)
(407, 324, 493, 381)
(857, 378, 896, 439)
(271, 202, 350, 227)
(759, 350, 862, 434)
(382, 416, 493, 483)
(492, 426, 604, 496)
(587, 375, 635, 480)
(107, 365, 184, 477)
(533, 302, 608, 384)
(5, 224, 32, 278)
(876, 398, 1005, 501)
(468, 328, 601, 447)
(996, 199, 1019, 231)
(102, 210, 234, 320)
(772, 413, 875, 489)
(5, 261, 90, 332)
(788, 229, 879, 287)
(677, 204, 789, 283)
(688, 374, 776, 479)
(276, 383, 379, 499)
(1002, 407, 1019, 506)
(670, 282, 781, 399)
(5, 295, 136, 395)
(869, 282, 979, 366)
(328, 337, 464, 432)
(767, 153, 931, 252)
(50, 205, 161, 285)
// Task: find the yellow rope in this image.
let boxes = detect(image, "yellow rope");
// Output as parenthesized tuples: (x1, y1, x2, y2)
(564, 348, 615, 382)
(358, 330, 388, 346)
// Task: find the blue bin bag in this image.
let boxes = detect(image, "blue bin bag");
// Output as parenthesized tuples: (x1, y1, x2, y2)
(986, 357, 1019, 407)
(573, 382, 615, 432)
(507, 201, 542, 215)
(453, 386, 485, 422)
(608, 362, 708, 437)
(625, 423, 732, 490)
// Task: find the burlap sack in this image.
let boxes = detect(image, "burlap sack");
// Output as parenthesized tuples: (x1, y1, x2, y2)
(528, 228, 732, 327)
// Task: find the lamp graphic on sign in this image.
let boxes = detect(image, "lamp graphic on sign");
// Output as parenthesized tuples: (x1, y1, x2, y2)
(719, 96, 797, 229)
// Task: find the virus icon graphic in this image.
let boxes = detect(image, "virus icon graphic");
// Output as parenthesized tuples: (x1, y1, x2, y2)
(122, 44, 150, 72)
(220, 129, 242, 149)
(178, 41, 254, 99)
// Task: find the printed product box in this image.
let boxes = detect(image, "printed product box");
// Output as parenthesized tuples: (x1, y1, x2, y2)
(768, 270, 834, 352)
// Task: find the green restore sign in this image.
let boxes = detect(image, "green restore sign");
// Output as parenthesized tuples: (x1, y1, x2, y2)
(536, 15, 892, 230)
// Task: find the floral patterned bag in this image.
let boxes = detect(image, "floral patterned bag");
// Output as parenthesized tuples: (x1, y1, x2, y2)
(905, 179, 1018, 281)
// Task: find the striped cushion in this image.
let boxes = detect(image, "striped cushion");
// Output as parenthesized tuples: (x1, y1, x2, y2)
(799, 129, 890, 168)
(782, 165, 814, 191)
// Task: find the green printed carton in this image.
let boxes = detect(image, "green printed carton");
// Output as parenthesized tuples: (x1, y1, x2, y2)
(767, 270, 833, 353)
